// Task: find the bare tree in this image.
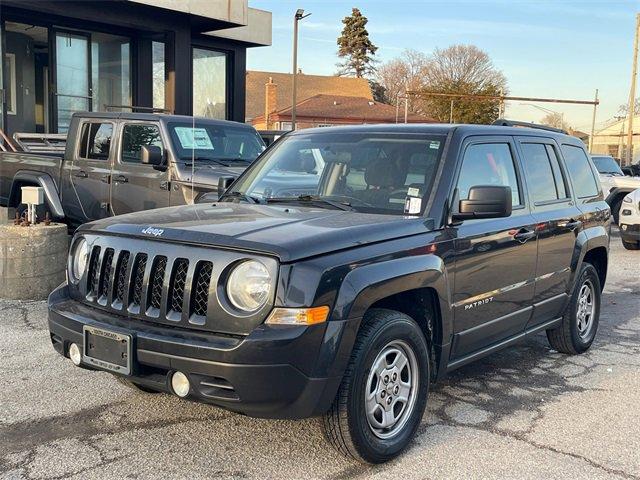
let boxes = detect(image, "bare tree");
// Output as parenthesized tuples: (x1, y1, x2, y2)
(378, 45, 507, 124)
(422, 45, 507, 124)
(376, 49, 430, 113)
(541, 112, 570, 131)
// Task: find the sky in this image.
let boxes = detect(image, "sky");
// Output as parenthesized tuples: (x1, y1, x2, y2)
(247, 0, 638, 132)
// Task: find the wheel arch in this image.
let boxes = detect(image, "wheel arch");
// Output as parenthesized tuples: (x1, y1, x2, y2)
(572, 226, 609, 292)
(9, 171, 65, 218)
(332, 254, 453, 380)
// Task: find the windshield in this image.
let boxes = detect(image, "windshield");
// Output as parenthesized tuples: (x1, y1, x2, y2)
(227, 132, 446, 215)
(167, 121, 265, 163)
(592, 156, 623, 175)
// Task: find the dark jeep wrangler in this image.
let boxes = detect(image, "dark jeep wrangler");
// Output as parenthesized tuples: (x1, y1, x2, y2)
(48, 121, 610, 463)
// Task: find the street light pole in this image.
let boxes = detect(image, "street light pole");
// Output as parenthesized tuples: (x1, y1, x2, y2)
(291, 9, 311, 131)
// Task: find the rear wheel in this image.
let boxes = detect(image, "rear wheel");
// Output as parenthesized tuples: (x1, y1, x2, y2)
(547, 263, 601, 354)
(322, 308, 430, 464)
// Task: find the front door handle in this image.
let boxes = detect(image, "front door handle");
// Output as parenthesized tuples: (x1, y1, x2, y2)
(114, 175, 128, 183)
(74, 170, 88, 179)
(561, 219, 582, 231)
(512, 228, 536, 243)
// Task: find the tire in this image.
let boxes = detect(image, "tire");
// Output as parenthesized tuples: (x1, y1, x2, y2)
(322, 308, 430, 464)
(611, 198, 622, 224)
(622, 240, 640, 250)
(112, 374, 159, 394)
(547, 263, 601, 354)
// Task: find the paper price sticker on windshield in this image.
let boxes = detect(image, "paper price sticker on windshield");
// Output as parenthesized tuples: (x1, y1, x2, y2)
(404, 196, 422, 215)
(175, 127, 214, 150)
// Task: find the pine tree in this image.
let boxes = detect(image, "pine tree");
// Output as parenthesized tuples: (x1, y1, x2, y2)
(336, 8, 378, 78)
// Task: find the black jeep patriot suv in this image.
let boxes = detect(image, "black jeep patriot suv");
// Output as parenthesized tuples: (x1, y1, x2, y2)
(48, 122, 610, 463)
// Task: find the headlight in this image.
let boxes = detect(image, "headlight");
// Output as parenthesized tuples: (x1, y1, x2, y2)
(623, 196, 632, 203)
(70, 238, 89, 282)
(226, 260, 271, 312)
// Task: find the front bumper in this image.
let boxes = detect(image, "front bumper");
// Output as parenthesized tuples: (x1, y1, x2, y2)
(48, 284, 358, 419)
(619, 222, 640, 242)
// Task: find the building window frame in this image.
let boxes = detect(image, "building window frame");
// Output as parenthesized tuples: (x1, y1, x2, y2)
(4, 53, 16, 115)
(190, 42, 232, 120)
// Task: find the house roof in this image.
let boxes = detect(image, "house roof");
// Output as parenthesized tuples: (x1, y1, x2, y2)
(256, 94, 433, 124)
(246, 71, 373, 120)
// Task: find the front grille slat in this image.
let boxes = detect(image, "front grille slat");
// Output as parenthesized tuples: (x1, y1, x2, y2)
(190, 261, 213, 323)
(97, 248, 115, 305)
(86, 246, 101, 298)
(146, 256, 167, 316)
(112, 251, 131, 309)
(167, 258, 189, 321)
(129, 253, 148, 314)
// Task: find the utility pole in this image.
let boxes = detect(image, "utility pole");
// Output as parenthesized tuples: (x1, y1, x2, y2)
(589, 89, 598, 152)
(626, 13, 639, 165)
(404, 90, 409, 123)
(291, 9, 310, 131)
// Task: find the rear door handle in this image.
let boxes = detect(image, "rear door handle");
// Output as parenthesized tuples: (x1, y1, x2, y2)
(74, 170, 88, 179)
(114, 175, 128, 183)
(512, 228, 536, 243)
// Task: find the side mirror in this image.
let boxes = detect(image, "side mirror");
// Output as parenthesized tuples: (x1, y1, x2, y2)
(453, 185, 512, 221)
(218, 176, 236, 195)
(140, 145, 165, 168)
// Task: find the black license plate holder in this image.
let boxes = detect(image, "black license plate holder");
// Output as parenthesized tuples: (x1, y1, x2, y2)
(83, 325, 132, 376)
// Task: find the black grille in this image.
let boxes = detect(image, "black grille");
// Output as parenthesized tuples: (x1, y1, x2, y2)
(99, 248, 114, 299)
(113, 251, 130, 304)
(169, 259, 189, 313)
(191, 261, 213, 317)
(130, 253, 148, 308)
(79, 238, 251, 331)
(148, 256, 167, 310)
(87, 246, 101, 296)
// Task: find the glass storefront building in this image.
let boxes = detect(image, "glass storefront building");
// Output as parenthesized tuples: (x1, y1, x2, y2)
(0, 1, 270, 137)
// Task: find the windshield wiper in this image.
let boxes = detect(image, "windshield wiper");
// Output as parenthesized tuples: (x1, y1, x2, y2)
(182, 157, 229, 167)
(266, 195, 354, 211)
(219, 191, 263, 204)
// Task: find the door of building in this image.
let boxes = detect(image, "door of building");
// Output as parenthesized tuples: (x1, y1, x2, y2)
(52, 30, 92, 133)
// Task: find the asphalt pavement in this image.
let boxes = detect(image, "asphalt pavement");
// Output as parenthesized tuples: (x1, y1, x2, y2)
(1, 229, 638, 479)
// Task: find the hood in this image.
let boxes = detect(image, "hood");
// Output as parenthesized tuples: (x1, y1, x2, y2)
(80, 203, 435, 262)
(176, 162, 249, 189)
(599, 173, 640, 190)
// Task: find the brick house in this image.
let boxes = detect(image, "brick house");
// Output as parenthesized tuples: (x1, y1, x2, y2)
(246, 71, 432, 130)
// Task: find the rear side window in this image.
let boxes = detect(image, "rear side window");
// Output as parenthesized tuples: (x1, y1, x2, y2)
(78, 123, 113, 160)
(121, 124, 164, 163)
(561, 145, 600, 198)
(457, 143, 521, 207)
(521, 143, 568, 203)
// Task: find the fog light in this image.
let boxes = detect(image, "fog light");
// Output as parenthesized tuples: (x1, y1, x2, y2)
(69, 343, 82, 366)
(171, 371, 190, 398)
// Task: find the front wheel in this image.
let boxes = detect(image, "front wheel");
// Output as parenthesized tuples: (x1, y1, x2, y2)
(322, 309, 430, 464)
(547, 263, 601, 354)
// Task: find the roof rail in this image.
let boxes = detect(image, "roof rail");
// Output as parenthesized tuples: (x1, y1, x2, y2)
(104, 105, 172, 114)
(492, 118, 568, 135)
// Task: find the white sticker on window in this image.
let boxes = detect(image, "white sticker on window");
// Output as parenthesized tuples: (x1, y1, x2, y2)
(407, 187, 420, 197)
(175, 127, 214, 150)
(429, 141, 440, 150)
(404, 196, 422, 215)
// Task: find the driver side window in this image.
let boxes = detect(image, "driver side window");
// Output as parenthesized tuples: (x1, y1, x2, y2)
(457, 142, 521, 206)
(121, 124, 164, 163)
